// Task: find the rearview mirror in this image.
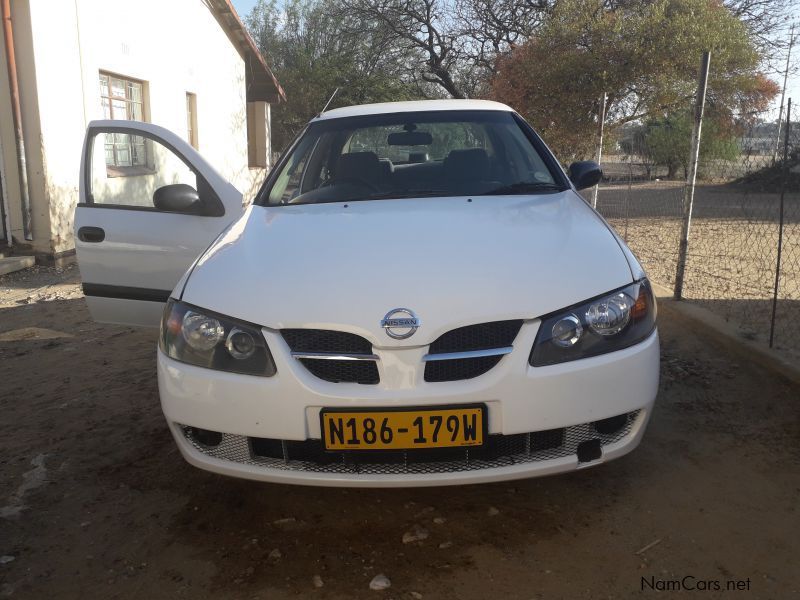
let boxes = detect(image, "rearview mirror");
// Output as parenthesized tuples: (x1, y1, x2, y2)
(388, 131, 433, 146)
(153, 183, 201, 213)
(568, 161, 603, 191)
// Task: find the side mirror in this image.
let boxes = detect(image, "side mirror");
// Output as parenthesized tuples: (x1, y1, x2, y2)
(153, 183, 201, 213)
(568, 161, 603, 190)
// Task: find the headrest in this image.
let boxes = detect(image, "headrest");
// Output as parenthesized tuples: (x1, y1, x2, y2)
(336, 152, 381, 182)
(443, 149, 490, 180)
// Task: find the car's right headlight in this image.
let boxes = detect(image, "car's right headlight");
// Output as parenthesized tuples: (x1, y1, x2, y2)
(529, 279, 656, 366)
(159, 299, 276, 376)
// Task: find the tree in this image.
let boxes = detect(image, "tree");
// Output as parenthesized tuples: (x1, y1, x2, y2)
(335, 0, 469, 98)
(634, 112, 739, 178)
(246, 0, 423, 151)
(489, 0, 779, 161)
(453, 0, 554, 95)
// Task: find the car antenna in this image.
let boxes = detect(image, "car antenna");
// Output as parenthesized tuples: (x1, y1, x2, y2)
(317, 88, 340, 117)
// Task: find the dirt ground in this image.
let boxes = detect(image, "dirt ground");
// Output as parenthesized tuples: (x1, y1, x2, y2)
(1, 265, 799, 600)
(591, 180, 800, 362)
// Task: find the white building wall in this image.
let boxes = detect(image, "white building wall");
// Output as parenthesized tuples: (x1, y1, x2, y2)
(22, 0, 266, 255)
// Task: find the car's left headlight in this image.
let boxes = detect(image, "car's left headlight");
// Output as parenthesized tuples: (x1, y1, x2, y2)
(159, 299, 276, 376)
(530, 279, 656, 366)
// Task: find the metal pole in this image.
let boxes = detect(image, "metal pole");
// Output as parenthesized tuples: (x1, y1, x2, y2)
(591, 92, 607, 209)
(674, 51, 711, 300)
(0, 165, 9, 247)
(772, 23, 794, 166)
(769, 98, 791, 348)
(2, 0, 33, 241)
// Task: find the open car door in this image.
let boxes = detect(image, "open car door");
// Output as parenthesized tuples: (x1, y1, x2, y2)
(74, 120, 245, 327)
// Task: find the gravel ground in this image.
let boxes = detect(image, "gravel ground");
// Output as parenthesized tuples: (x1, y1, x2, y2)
(1, 266, 799, 599)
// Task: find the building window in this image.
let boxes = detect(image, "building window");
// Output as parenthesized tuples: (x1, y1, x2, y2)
(247, 101, 270, 169)
(186, 92, 198, 149)
(99, 72, 148, 173)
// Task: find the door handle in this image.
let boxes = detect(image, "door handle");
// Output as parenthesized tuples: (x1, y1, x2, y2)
(78, 226, 105, 243)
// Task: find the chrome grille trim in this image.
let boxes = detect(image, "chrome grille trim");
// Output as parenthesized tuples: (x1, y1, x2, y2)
(179, 411, 640, 476)
(291, 352, 380, 361)
(422, 346, 513, 362)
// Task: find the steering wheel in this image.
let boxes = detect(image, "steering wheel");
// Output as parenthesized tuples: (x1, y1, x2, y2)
(320, 177, 378, 192)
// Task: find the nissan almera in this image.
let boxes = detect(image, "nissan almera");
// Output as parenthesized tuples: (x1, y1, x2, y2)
(74, 99, 659, 487)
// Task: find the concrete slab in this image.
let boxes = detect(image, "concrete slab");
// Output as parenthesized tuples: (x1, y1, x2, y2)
(0, 256, 35, 277)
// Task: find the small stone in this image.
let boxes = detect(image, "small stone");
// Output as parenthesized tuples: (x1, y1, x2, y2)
(273, 517, 296, 527)
(438, 541, 453, 549)
(432, 517, 446, 525)
(369, 574, 391, 590)
(410, 593, 423, 599)
(80, 521, 91, 528)
(268, 548, 282, 562)
(487, 507, 500, 516)
(0, 556, 14, 565)
(402, 525, 429, 544)
(312, 574, 324, 588)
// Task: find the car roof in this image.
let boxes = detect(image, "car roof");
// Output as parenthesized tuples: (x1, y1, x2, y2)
(312, 99, 514, 122)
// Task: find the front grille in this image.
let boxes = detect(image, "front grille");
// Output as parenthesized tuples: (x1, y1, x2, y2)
(179, 410, 640, 476)
(425, 355, 504, 382)
(282, 329, 379, 384)
(428, 320, 523, 354)
(424, 320, 523, 382)
(282, 329, 372, 354)
(298, 358, 379, 385)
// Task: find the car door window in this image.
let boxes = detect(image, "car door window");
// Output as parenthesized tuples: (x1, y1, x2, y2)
(89, 132, 198, 208)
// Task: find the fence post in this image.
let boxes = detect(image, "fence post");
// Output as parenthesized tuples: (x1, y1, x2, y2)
(591, 92, 607, 209)
(673, 51, 711, 300)
(772, 23, 795, 166)
(769, 97, 791, 348)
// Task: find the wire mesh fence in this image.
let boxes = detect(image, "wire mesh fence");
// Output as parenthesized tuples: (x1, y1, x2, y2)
(592, 99, 800, 363)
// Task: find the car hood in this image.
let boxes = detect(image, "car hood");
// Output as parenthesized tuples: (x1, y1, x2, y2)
(180, 193, 634, 347)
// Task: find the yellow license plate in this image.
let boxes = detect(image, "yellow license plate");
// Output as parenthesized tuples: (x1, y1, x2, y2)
(321, 406, 485, 451)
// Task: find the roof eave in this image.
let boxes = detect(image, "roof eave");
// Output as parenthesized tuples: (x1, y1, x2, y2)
(207, 0, 286, 104)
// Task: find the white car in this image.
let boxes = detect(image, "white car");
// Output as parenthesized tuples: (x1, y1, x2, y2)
(74, 99, 659, 487)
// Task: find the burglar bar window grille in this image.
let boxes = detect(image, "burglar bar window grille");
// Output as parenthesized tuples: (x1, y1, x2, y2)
(99, 72, 148, 170)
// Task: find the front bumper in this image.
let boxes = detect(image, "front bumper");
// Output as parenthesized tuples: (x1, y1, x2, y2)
(158, 324, 659, 487)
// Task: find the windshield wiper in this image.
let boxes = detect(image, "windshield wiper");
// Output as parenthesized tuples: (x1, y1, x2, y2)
(483, 182, 566, 195)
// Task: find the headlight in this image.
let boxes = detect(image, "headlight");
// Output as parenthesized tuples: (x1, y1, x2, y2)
(160, 299, 276, 376)
(530, 279, 656, 366)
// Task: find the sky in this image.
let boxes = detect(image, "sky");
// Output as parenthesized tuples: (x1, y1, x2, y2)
(232, 0, 259, 18)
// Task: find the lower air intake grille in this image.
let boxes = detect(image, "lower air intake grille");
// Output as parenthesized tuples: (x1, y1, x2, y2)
(180, 410, 640, 476)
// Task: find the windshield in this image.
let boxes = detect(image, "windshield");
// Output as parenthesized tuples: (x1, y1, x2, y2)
(260, 111, 565, 206)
